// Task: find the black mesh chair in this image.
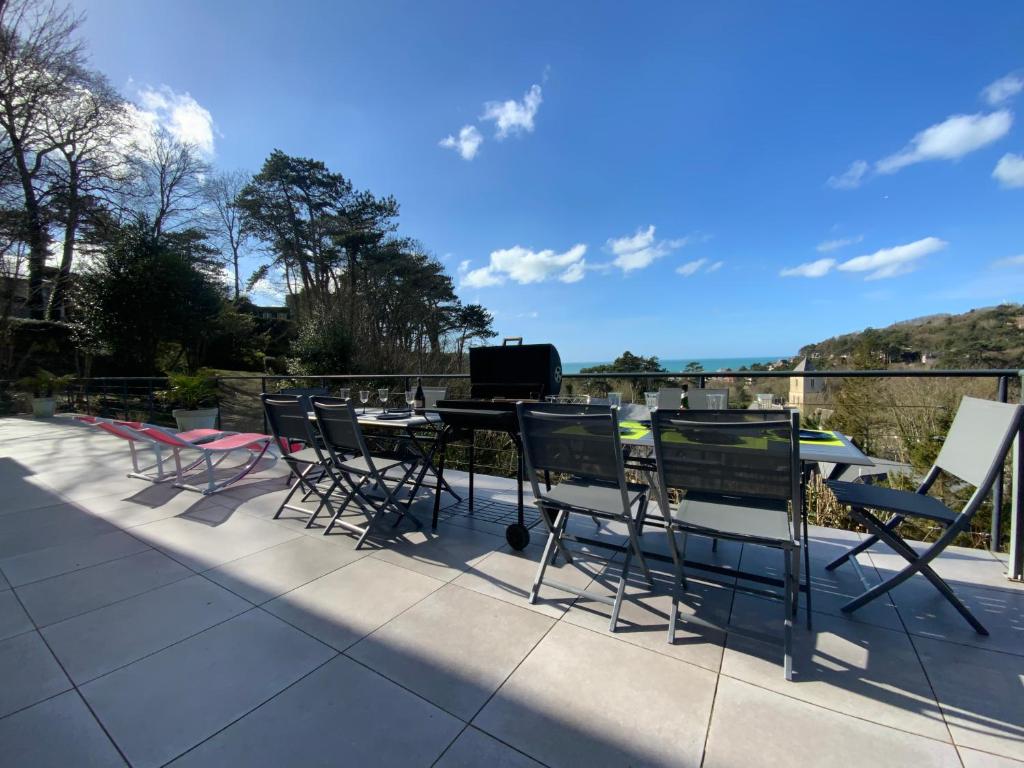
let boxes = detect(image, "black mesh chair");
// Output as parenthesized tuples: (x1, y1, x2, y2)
(278, 387, 329, 412)
(311, 396, 419, 548)
(517, 402, 652, 632)
(261, 393, 335, 525)
(651, 408, 804, 680)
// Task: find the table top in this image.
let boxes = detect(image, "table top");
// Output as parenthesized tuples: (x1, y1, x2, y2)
(307, 409, 441, 429)
(618, 421, 874, 468)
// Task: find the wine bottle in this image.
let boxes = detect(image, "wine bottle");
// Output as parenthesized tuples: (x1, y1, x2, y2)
(414, 377, 425, 410)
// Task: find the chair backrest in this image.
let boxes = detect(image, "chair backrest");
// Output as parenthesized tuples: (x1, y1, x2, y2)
(310, 396, 374, 469)
(657, 388, 683, 410)
(686, 388, 730, 410)
(278, 387, 329, 412)
(422, 387, 446, 408)
(517, 402, 626, 486)
(651, 408, 800, 504)
(261, 394, 316, 450)
(934, 397, 1023, 490)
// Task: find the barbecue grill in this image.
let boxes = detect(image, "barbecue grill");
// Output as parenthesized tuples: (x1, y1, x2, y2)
(429, 338, 562, 549)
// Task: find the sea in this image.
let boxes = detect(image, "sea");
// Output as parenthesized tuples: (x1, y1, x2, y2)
(562, 356, 787, 375)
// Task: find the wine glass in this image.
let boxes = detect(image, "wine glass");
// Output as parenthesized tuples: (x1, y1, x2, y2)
(644, 392, 658, 412)
(377, 387, 389, 413)
(338, 387, 350, 401)
(707, 393, 726, 409)
(405, 389, 416, 412)
(358, 390, 370, 415)
(607, 392, 622, 408)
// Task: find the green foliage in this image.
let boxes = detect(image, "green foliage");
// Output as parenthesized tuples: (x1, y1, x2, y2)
(287, 306, 353, 375)
(801, 303, 1024, 369)
(158, 371, 218, 409)
(580, 351, 667, 374)
(684, 361, 703, 372)
(16, 369, 74, 397)
(73, 218, 227, 374)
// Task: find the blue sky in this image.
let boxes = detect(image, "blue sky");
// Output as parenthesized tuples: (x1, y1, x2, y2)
(72, 1, 1024, 361)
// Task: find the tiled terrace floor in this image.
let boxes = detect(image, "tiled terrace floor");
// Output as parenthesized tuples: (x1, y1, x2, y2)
(1, 416, 1022, 767)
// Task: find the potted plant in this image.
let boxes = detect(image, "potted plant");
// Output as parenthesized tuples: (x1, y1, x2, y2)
(16, 370, 75, 418)
(159, 371, 219, 430)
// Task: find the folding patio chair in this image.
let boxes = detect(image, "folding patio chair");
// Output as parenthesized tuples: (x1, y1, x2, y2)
(278, 387, 329, 412)
(517, 402, 653, 632)
(261, 393, 336, 526)
(310, 396, 420, 548)
(651, 408, 804, 680)
(825, 396, 1023, 634)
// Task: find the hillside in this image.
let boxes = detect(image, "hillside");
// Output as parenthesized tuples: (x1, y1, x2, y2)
(799, 303, 1024, 369)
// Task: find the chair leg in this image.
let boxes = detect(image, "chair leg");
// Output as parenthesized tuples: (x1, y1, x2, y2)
(530, 509, 566, 604)
(802, 512, 812, 630)
(843, 508, 989, 635)
(824, 514, 904, 571)
(783, 548, 794, 681)
(665, 527, 687, 645)
(608, 550, 632, 632)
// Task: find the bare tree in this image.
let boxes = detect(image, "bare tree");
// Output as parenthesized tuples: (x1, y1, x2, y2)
(0, 0, 85, 317)
(42, 70, 127, 318)
(202, 169, 249, 299)
(131, 129, 208, 237)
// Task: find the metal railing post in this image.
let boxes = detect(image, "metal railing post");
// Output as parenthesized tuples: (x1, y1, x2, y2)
(1009, 371, 1024, 581)
(261, 376, 268, 434)
(991, 376, 1008, 551)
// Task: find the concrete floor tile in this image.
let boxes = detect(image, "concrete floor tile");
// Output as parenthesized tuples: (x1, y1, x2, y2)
(263, 556, 443, 650)
(80, 609, 335, 768)
(348, 584, 554, 720)
(167, 655, 461, 768)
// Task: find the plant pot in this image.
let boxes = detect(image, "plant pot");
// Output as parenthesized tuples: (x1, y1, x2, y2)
(172, 407, 219, 431)
(31, 397, 56, 418)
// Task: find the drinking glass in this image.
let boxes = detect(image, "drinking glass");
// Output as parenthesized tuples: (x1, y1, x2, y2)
(377, 388, 389, 412)
(607, 392, 622, 408)
(707, 393, 726, 409)
(405, 390, 416, 411)
(358, 390, 370, 414)
(338, 387, 350, 401)
(644, 392, 658, 412)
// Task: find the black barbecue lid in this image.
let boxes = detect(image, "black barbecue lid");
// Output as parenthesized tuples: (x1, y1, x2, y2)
(469, 341, 562, 398)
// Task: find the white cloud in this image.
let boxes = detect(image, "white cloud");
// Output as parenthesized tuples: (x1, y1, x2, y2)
(780, 258, 836, 278)
(992, 152, 1024, 188)
(246, 268, 288, 305)
(706, 260, 724, 273)
(982, 73, 1024, 106)
(606, 225, 689, 272)
(876, 111, 1012, 174)
(133, 85, 216, 155)
(827, 160, 868, 190)
(993, 254, 1024, 268)
(461, 243, 587, 288)
(439, 125, 483, 160)
(675, 258, 707, 277)
(816, 234, 864, 253)
(481, 84, 542, 139)
(837, 236, 947, 280)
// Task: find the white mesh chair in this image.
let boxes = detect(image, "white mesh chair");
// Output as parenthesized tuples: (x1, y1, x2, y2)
(686, 388, 730, 409)
(657, 388, 683, 409)
(652, 408, 804, 680)
(518, 402, 653, 631)
(825, 396, 1023, 633)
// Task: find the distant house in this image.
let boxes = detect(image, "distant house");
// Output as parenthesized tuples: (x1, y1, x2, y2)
(252, 305, 291, 321)
(788, 357, 825, 413)
(0, 268, 62, 319)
